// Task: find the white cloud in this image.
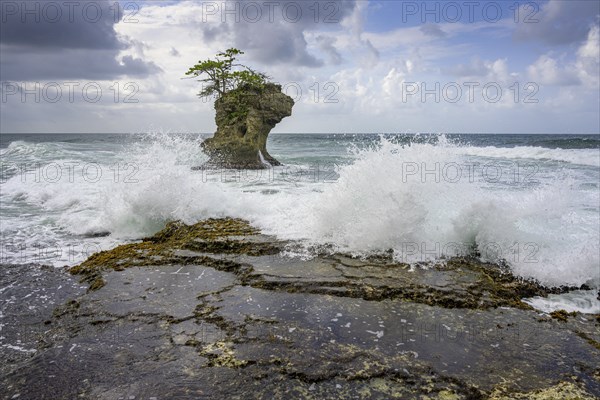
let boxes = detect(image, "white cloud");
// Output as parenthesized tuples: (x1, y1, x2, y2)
(527, 54, 579, 86)
(576, 26, 600, 87)
(2, 0, 598, 134)
(527, 25, 599, 88)
(340, 1, 380, 67)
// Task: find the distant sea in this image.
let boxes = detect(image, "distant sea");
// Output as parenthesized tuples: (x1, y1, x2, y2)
(1, 133, 599, 312)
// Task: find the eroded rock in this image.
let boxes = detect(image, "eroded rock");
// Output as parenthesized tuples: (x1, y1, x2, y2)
(200, 83, 294, 169)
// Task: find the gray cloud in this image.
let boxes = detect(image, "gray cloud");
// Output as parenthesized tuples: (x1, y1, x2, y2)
(197, 0, 357, 67)
(420, 24, 446, 38)
(0, 0, 122, 49)
(232, 23, 324, 67)
(513, 0, 599, 45)
(202, 24, 229, 43)
(0, 47, 161, 81)
(316, 35, 343, 65)
(0, 0, 160, 80)
(446, 59, 489, 77)
(363, 39, 380, 67)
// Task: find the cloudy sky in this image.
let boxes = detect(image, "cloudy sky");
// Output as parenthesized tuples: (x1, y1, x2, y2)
(1, 0, 599, 134)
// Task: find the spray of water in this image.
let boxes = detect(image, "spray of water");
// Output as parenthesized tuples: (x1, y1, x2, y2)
(1, 133, 598, 292)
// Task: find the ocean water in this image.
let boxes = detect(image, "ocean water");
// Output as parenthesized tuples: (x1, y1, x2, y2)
(1, 133, 599, 312)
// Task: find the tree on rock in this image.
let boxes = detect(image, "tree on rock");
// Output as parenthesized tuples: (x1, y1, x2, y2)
(186, 48, 270, 99)
(187, 48, 294, 170)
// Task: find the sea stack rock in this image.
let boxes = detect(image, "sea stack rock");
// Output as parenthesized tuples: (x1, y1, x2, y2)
(201, 83, 294, 169)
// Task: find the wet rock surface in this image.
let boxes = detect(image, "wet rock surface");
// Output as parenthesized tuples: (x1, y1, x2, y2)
(0, 264, 87, 378)
(2, 218, 599, 399)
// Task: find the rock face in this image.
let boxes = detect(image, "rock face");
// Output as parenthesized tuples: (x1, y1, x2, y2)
(3, 218, 599, 399)
(201, 83, 294, 169)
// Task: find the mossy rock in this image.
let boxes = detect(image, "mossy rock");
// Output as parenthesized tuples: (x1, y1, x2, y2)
(70, 218, 267, 290)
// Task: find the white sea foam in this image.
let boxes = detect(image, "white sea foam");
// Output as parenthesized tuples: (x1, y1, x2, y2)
(524, 290, 600, 314)
(456, 145, 600, 167)
(1, 134, 598, 293)
(252, 137, 599, 290)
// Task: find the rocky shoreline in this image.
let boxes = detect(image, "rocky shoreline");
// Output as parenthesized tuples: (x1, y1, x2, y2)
(2, 218, 599, 399)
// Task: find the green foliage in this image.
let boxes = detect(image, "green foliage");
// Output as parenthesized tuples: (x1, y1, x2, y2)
(186, 48, 270, 99)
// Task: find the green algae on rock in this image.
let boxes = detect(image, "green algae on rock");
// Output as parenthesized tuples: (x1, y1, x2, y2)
(71, 219, 257, 269)
(488, 381, 598, 399)
(549, 309, 578, 322)
(71, 218, 550, 312)
(69, 218, 268, 289)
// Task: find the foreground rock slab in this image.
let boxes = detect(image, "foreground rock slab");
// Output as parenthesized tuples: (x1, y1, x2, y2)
(2, 219, 599, 399)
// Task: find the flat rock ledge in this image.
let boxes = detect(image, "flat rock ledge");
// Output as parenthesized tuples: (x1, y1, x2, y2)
(2, 218, 599, 399)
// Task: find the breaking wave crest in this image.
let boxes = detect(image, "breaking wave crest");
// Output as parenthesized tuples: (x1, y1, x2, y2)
(1, 133, 598, 290)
